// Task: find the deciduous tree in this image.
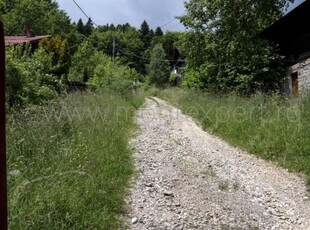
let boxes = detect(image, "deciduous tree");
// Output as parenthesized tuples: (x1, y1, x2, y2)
(3, 0, 72, 36)
(179, 0, 294, 92)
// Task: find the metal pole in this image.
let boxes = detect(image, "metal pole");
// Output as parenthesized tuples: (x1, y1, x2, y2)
(0, 21, 8, 230)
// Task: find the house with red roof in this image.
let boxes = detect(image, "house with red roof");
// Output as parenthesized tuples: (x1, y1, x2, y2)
(5, 30, 51, 51)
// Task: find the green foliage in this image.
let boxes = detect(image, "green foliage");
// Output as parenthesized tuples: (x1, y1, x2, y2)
(76, 18, 93, 37)
(88, 52, 142, 93)
(169, 73, 179, 82)
(155, 26, 163, 36)
(89, 27, 145, 73)
(0, 0, 6, 21)
(3, 0, 73, 36)
(39, 36, 71, 78)
(84, 18, 93, 36)
(178, 0, 293, 92)
(76, 18, 85, 34)
(7, 91, 145, 229)
(139, 20, 154, 49)
(159, 88, 310, 187)
(147, 43, 170, 86)
(181, 68, 204, 88)
(68, 40, 95, 82)
(151, 31, 182, 62)
(5, 45, 61, 108)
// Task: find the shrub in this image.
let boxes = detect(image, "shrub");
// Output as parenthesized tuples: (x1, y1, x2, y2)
(68, 40, 95, 82)
(88, 53, 142, 93)
(5, 45, 61, 108)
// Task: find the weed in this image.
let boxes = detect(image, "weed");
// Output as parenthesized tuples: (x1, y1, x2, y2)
(7, 91, 145, 229)
(202, 167, 217, 178)
(218, 180, 229, 191)
(159, 88, 310, 189)
(233, 181, 240, 191)
(172, 138, 182, 146)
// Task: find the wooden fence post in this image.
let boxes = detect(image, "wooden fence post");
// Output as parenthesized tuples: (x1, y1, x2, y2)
(0, 21, 8, 230)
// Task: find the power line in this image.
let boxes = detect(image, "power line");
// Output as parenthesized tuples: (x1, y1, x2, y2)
(116, 48, 179, 63)
(165, 20, 185, 32)
(160, 18, 177, 28)
(72, 0, 99, 27)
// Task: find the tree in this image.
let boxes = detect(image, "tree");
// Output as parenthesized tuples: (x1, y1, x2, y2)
(76, 18, 84, 34)
(178, 0, 294, 92)
(147, 43, 170, 86)
(89, 26, 145, 74)
(3, 0, 16, 11)
(5, 45, 60, 107)
(140, 20, 149, 38)
(39, 36, 71, 78)
(155, 26, 163, 36)
(139, 20, 153, 49)
(84, 18, 93, 36)
(68, 40, 95, 82)
(3, 0, 72, 36)
(150, 31, 182, 62)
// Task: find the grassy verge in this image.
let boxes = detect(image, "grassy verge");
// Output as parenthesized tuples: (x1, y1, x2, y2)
(158, 88, 310, 187)
(7, 91, 144, 229)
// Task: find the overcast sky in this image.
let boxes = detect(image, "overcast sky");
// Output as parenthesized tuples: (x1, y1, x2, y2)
(55, 0, 304, 32)
(55, 0, 186, 31)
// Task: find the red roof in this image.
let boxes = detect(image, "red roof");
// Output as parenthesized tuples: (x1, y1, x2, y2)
(5, 35, 51, 47)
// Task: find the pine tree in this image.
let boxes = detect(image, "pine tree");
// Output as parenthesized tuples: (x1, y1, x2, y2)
(140, 20, 149, 38)
(84, 17, 93, 36)
(76, 18, 84, 35)
(155, 26, 163, 36)
(140, 20, 152, 48)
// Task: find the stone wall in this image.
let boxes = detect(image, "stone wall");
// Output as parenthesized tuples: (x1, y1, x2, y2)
(286, 57, 310, 95)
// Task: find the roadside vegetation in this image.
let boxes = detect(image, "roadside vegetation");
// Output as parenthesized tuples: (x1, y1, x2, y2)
(7, 91, 144, 229)
(2, 0, 307, 228)
(158, 88, 310, 187)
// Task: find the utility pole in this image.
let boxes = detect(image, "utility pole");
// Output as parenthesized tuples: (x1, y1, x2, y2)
(112, 30, 115, 66)
(0, 21, 8, 230)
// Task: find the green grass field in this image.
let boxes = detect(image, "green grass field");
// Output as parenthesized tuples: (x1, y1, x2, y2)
(158, 88, 310, 187)
(7, 87, 310, 229)
(7, 91, 144, 229)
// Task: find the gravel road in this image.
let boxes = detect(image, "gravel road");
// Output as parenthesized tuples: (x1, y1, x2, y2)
(127, 97, 310, 230)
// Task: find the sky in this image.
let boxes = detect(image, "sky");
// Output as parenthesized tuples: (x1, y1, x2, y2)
(287, 0, 305, 12)
(55, 0, 305, 32)
(55, 0, 186, 31)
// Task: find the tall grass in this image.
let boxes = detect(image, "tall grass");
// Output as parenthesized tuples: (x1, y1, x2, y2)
(7, 91, 144, 229)
(158, 88, 310, 186)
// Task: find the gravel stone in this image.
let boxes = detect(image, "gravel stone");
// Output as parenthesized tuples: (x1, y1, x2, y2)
(126, 97, 310, 230)
(131, 217, 139, 224)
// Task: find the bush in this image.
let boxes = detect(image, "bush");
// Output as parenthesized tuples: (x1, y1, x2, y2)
(181, 68, 204, 89)
(5, 45, 61, 108)
(88, 53, 142, 93)
(68, 40, 95, 82)
(39, 36, 71, 78)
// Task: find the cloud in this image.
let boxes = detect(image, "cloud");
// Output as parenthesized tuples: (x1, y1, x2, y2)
(55, 0, 186, 31)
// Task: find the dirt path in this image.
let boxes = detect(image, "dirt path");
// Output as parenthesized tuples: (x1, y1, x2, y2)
(127, 97, 310, 230)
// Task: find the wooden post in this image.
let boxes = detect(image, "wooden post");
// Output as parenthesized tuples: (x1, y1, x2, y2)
(0, 21, 8, 230)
